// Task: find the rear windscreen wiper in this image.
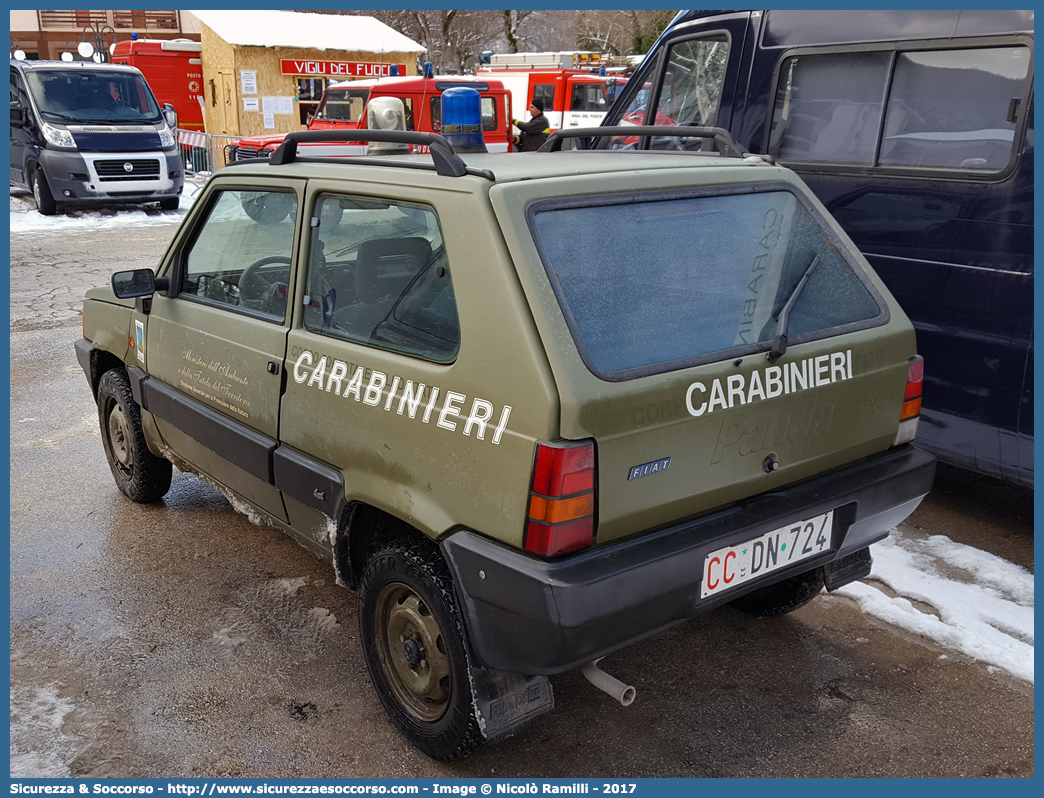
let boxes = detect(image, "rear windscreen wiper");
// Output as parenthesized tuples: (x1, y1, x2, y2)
(767, 255, 820, 364)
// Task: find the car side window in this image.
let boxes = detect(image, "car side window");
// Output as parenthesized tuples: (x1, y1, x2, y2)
(181, 189, 298, 321)
(303, 194, 460, 364)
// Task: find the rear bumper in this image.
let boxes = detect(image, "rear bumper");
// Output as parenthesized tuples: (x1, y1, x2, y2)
(441, 445, 936, 675)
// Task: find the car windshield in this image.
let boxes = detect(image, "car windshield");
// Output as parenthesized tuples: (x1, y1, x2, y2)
(531, 187, 884, 378)
(315, 88, 369, 123)
(25, 69, 162, 125)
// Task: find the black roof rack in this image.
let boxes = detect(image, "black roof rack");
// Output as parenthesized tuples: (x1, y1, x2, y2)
(267, 130, 496, 180)
(541, 126, 772, 162)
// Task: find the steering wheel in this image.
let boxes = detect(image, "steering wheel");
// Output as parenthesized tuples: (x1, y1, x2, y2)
(239, 255, 292, 315)
(107, 100, 132, 110)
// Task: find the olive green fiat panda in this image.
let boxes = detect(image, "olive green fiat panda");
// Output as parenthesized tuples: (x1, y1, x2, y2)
(77, 127, 935, 759)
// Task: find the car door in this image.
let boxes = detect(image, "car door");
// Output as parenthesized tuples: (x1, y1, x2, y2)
(142, 179, 305, 521)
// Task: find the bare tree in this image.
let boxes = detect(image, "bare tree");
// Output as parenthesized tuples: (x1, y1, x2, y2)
(324, 10, 668, 68)
(502, 10, 537, 53)
(359, 9, 501, 73)
(575, 10, 674, 56)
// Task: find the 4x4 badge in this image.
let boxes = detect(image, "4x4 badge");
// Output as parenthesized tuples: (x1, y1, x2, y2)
(628, 457, 671, 481)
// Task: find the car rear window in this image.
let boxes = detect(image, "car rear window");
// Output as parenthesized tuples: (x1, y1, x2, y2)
(530, 187, 885, 380)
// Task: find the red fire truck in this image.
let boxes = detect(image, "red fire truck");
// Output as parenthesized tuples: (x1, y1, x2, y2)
(476, 52, 612, 133)
(110, 38, 204, 131)
(228, 75, 514, 161)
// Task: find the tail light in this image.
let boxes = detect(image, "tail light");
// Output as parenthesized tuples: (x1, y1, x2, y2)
(894, 355, 923, 445)
(524, 440, 596, 557)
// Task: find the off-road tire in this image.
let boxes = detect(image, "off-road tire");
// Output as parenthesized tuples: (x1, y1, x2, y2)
(97, 369, 172, 503)
(32, 167, 57, 216)
(729, 567, 825, 617)
(359, 537, 484, 760)
(159, 197, 180, 211)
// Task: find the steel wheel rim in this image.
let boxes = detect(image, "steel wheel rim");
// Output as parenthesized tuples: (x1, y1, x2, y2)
(32, 176, 42, 206)
(105, 399, 133, 475)
(374, 581, 451, 722)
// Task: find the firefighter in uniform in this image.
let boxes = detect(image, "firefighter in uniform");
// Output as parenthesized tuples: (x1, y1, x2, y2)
(513, 98, 550, 152)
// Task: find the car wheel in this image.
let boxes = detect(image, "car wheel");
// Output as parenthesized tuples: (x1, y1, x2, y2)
(97, 369, 172, 503)
(32, 168, 57, 216)
(159, 197, 179, 211)
(729, 567, 825, 617)
(359, 537, 484, 760)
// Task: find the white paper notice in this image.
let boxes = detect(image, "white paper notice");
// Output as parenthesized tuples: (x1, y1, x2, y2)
(243, 98, 260, 112)
(241, 70, 257, 94)
(263, 113, 275, 129)
(262, 96, 295, 115)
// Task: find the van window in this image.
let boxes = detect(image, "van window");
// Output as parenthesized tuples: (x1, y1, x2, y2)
(770, 45, 1031, 171)
(304, 194, 459, 364)
(531, 188, 883, 378)
(768, 52, 890, 165)
(10, 69, 30, 108)
(879, 48, 1030, 170)
(654, 35, 731, 127)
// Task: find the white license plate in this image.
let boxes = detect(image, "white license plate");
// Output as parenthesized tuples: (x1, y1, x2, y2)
(701, 511, 834, 598)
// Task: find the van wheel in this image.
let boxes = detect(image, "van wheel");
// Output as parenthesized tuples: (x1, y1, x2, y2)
(97, 369, 172, 503)
(729, 568, 825, 617)
(32, 168, 57, 216)
(358, 537, 484, 760)
(159, 197, 179, 211)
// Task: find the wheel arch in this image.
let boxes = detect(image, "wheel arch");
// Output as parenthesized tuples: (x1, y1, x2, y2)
(335, 501, 444, 591)
(89, 349, 127, 399)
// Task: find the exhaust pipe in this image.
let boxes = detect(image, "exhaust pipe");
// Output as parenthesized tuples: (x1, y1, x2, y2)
(581, 659, 635, 706)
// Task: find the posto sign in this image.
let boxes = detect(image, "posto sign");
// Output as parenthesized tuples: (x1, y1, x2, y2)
(281, 59, 407, 78)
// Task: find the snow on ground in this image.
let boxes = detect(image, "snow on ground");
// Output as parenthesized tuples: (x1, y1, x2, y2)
(9, 177, 205, 233)
(7, 186, 1035, 684)
(833, 529, 1034, 683)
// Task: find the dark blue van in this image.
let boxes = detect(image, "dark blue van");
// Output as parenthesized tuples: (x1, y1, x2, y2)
(10, 59, 184, 215)
(603, 10, 1033, 487)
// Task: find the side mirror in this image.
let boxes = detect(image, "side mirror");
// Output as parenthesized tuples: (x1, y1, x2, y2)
(10, 101, 29, 128)
(161, 102, 178, 130)
(113, 269, 169, 298)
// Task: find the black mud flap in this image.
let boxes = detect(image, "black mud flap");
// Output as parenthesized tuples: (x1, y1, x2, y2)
(823, 547, 873, 591)
(470, 666, 554, 745)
